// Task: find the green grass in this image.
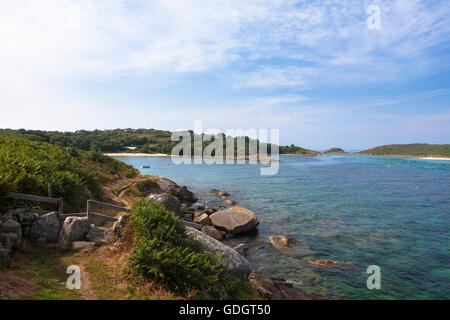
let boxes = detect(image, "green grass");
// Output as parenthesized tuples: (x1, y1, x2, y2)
(359, 143, 450, 157)
(13, 246, 82, 300)
(126, 200, 253, 299)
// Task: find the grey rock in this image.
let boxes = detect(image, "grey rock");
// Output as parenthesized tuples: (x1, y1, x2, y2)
(234, 243, 249, 257)
(59, 217, 90, 244)
(201, 225, 223, 241)
(148, 193, 182, 217)
(30, 212, 61, 242)
(210, 206, 259, 235)
(3, 233, 20, 249)
(185, 226, 251, 279)
(198, 214, 211, 226)
(113, 215, 128, 233)
(86, 227, 114, 244)
(0, 219, 22, 240)
(72, 241, 96, 249)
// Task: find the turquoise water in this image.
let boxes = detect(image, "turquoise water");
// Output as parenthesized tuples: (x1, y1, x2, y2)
(116, 155, 450, 299)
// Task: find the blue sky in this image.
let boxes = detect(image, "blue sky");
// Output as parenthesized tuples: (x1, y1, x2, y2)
(1, 0, 449, 150)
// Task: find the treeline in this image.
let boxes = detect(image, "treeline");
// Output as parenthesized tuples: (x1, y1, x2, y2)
(0, 129, 319, 156)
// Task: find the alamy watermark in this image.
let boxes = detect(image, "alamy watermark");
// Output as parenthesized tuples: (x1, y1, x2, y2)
(66, 265, 81, 290)
(367, 4, 381, 30)
(366, 265, 381, 290)
(170, 121, 279, 176)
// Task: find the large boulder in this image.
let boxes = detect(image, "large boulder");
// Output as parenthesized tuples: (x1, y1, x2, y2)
(148, 193, 182, 217)
(268, 236, 312, 257)
(209, 206, 259, 235)
(59, 217, 90, 244)
(175, 186, 197, 204)
(30, 212, 61, 242)
(185, 226, 251, 279)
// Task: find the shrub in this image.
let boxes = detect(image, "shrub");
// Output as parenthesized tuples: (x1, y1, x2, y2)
(126, 200, 243, 299)
(0, 134, 138, 210)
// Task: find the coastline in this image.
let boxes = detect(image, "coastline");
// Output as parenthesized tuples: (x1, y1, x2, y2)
(104, 152, 170, 157)
(352, 153, 450, 161)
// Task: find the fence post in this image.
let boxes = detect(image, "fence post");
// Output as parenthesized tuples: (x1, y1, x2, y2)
(58, 198, 63, 218)
(87, 200, 92, 225)
(48, 183, 52, 198)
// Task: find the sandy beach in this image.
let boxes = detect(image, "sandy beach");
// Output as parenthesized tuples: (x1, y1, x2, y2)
(104, 153, 170, 157)
(418, 157, 450, 161)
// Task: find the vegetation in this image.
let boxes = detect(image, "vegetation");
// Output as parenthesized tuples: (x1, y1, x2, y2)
(279, 144, 321, 155)
(323, 147, 346, 154)
(127, 200, 249, 299)
(0, 128, 319, 156)
(358, 143, 450, 157)
(9, 245, 82, 300)
(0, 134, 138, 210)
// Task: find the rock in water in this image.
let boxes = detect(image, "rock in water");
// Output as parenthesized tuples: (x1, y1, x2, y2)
(30, 212, 61, 242)
(268, 236, 312, 257)
(248, 271, 325, 300)
(209, 206, 259, 235)
(224, 199, 236, 206)
(59, 217, 90, 244)
(185, 226, 251, 279)
(148, 193, 182, 217)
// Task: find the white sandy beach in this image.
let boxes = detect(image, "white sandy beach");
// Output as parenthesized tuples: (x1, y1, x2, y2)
(418, 157, 450, 161)
(104, 153, 170, 157)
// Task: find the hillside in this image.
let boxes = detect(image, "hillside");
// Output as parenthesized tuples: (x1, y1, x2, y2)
(0, 128, 319, 156)
(0, 134, 138, 211)
(323, 147, 346, 154)
(278, 144, 321, 156)
(358, 143, 450, 158)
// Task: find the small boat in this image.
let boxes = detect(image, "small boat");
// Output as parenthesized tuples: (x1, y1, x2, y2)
(141, 165, 151, 169)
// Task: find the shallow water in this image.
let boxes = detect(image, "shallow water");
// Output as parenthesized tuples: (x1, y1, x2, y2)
(115, 154, 450, 299)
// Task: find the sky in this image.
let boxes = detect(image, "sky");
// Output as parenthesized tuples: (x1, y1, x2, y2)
(1, 0, 450, 150)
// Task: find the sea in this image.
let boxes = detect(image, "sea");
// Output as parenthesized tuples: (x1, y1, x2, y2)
(114, 154, 450, 299)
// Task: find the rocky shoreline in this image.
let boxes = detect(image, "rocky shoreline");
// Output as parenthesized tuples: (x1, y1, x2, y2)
(0, 175, 323, 300)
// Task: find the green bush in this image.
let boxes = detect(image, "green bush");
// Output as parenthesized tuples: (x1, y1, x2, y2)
(127, 200, 243, 299)
(0, 134, 137, 210)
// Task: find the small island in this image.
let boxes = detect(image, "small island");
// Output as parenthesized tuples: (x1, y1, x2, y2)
(323, 147, 346, 154)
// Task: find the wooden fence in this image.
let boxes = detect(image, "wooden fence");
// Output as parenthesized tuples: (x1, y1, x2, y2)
(3, 192, 202, 229)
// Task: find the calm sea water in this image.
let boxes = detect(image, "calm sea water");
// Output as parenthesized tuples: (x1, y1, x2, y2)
(115, 154, 450, 299)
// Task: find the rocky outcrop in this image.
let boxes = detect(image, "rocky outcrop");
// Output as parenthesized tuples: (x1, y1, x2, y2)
(268, 236, 312, 257)
(1, 217, 24, 267)
(185, 226, 251, 279)
(249, 272, 325, 300)
(209, 206, 259, 235)
(148, 193, 182, 217)
(155, 177, 197, 204)
(59, 217, 90, 244)
(224, 200, 236, 206)
(30, 212, 60, 242)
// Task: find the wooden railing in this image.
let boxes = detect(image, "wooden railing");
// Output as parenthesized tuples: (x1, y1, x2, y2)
(3, 192, 202, 229)
(3, 192, 64, 217)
